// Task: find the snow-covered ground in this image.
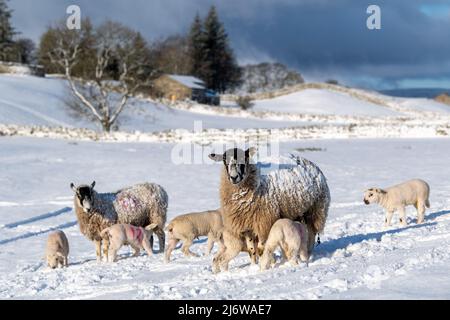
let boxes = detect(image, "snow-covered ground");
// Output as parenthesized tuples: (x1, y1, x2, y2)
(1, 74, 450, 300)
(1, 137, 449, 299)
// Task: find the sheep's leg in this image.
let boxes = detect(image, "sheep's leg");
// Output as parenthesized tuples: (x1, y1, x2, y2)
(131, 245, 140, 257)
(181, 238, 199, 257)
(206, 233, 215, 255)
(63, 256, 69, 267)
(102, 239, 109, 262)
(306, 226, 316, 256)
(154, 228, 165, 253)
(219, 245, 241, 272)
(108, 248, 118, 262)
(385, 210, 394, 228)
(248, 251, 257, 265)
(416, 201, 426, 224)
(149, 235, 154, 252)
(164, 238, 179, 263)
(142, 238, 154, 256)
(95, 240, 102, 262)
(398, 207, 407, 227)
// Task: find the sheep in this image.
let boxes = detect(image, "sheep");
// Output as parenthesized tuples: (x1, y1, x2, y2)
(70, 181, 168, 262)
(363, 179, 431, 227)
(164, 209, 223, 263)
(46, 230, 69, 269)
(209, 147, 330, 273)
(259, 219, 309, 271)
(100, 223, 158, 262)
(212, 229, 259, 273)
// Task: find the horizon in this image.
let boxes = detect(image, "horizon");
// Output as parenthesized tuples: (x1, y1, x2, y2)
(7, 0, 450, 91)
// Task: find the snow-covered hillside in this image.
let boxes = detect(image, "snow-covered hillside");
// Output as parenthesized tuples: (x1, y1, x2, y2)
(0, 138, 449, 299)
(1, 74, 449, 143)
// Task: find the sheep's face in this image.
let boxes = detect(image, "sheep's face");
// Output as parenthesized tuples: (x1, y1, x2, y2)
(363, 188, 385, 205)
(47, 253, 63, 269)
(241, 230, 258, 257)
(71, 181, 96, 214)
(209, 147, 257, 185)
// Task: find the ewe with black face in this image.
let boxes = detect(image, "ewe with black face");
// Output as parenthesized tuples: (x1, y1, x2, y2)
(209, 147, 330, 273)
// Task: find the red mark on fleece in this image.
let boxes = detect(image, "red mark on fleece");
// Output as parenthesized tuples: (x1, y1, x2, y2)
(127, 225, 144, 243)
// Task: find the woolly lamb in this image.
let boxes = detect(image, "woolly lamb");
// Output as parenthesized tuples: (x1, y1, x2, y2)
(164, 209, 223, 263)
(100, 223, 158, 262)
(71, 181, 168, 261)
(212, 229, 259, 273)
(364, 179, 430, 227)
(46, 230, 69, 269)
(260, 219, 309, 271)
(209, 147, 330, 273)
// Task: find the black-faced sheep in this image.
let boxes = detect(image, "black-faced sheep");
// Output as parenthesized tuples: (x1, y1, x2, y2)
(364, 179, 430, 227)
(46, 230, 69, 269)
(70, 181, 168, 261)
(209, 147, 330, 273)
(164, 209, 223, 263)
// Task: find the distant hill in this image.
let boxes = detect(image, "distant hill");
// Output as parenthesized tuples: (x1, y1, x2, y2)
(380, 88, 450, 99)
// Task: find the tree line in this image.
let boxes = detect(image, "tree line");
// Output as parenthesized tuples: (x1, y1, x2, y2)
(0, 1, 304, 132)
(0, 0, 35, 64)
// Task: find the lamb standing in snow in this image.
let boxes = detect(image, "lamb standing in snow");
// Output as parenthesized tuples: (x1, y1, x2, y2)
(364, 179, 430, 227)
(260, 219, 309, 271)
(209, 147, 330, 273)
(100, 223, 158, 262)
(46, 230, 69, 269)
(71, 181, 168, 262)
(164, 209, 223, 263)
(213, 229, 259, 272)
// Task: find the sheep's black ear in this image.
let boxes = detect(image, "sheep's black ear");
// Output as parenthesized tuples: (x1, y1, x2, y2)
(91, 181, 96, 189)
(209, 153, 223, 162)
(245, 147, 257, 158)
(379, 189, 387, 194)
(70, 183, 77, 192)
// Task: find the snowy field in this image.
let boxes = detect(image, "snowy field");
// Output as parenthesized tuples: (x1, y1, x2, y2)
(1, 137, 450, 299)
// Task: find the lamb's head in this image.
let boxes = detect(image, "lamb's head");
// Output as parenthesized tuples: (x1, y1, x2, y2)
(209, 147, 257, 185)
(47, 252, 64, 269)
(363, 188, 386, 205)
(70, 181, 96, 214)
(241, 229, 258, 257)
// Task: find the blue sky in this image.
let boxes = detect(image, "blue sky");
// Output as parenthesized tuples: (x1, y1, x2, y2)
(8, 0, 450, 90)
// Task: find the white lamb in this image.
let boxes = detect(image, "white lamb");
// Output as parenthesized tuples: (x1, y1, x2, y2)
(46, 230, 70, 269)
(100, 223, 158, 262)
(363, 179, 431, 227)
(260, 219, 309, 271)
(164, 209, 223, 263)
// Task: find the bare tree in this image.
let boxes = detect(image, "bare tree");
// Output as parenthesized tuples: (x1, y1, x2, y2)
(48, 20, 155, 132)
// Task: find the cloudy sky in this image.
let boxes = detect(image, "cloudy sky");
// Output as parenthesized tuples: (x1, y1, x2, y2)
(8, 0, 450, 89)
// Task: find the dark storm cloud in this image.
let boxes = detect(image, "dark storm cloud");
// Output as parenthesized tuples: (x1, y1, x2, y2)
(9, 0, 450, 88)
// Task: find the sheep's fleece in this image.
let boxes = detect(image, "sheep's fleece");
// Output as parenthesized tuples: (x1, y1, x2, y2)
(91, 183, 168, 226)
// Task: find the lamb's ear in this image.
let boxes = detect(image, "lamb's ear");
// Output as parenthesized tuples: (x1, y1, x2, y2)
(70, 183, 77, 193)
(145, 223, 158, 231)
(245, 147, 257, 159)
(378, 189, 387, 194)
(90, 181, 96, 189)
(208, 153, 223, 162)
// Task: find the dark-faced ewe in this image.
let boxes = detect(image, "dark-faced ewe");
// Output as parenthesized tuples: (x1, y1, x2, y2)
(209, 147, 330, 273)
(70, 181, 168, 261)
